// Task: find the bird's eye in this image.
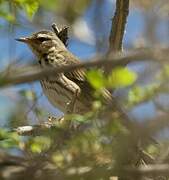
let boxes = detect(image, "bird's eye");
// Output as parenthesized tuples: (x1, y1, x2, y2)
(37, 37, 48, 42)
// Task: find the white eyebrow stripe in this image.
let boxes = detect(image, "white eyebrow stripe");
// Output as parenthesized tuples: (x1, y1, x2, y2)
(37, 34, 51, 38)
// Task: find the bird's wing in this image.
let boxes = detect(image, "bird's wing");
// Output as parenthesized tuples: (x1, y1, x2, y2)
(60, 50, 88, 84)
(60, 50, 113, 104)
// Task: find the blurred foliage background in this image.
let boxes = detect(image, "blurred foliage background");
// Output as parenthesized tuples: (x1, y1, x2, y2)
(0, 0, 169, 179)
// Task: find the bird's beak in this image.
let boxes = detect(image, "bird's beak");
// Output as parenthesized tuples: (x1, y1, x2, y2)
(15, 37, 30, 43)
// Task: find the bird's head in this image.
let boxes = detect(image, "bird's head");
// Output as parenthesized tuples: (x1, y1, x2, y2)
(16, 30, 66, 58)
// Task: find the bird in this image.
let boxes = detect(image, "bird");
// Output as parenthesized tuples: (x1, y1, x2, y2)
(16, 28, 113, 115)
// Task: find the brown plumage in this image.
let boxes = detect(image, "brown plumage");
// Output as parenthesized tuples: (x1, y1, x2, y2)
(16, 30, 113, 114)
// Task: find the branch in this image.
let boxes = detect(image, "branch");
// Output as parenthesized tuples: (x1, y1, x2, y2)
(108, 0, 129, 53)
(124, 164, 169, 177)
(14, 123, 54, 136)
(0, 48, 168, 88)
(13, 117, 66, 136)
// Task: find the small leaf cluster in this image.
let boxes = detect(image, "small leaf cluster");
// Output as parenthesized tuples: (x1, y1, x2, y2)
(86, 67, 137, 90)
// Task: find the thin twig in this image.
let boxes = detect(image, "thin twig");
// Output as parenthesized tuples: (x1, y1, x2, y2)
(13, 117, 63, 136)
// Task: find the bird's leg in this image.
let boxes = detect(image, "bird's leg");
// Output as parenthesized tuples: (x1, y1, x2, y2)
(66, 89, 80, 114)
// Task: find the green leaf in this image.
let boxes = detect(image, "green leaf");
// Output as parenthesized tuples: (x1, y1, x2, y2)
(164, 65, 169, 77)
(92, 100, 102, 110)
(128, 86, 144, 104)
(23, 1, 39, 20)
(109, 120, 128, 135)
(0, 11, 15, 22)
(40, 0, 60, 11)
(66, 111, 93, 123)
(19, 90, 36, 101)
(86, 69, 105, 89)
(146, 144, 159, 156)
(107, 67, 137, 88)
(0, 128, 20, 149)
(29, 136, 51, 153)
(14, 0, 27, 4)
(128, 83, 160, 106)
(52, 153, 64, 167)
(68, 114, 89, 123)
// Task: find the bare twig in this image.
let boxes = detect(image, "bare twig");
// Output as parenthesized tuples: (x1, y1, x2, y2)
(13, 116, 65, 136)
(14, 122, 54, 136)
